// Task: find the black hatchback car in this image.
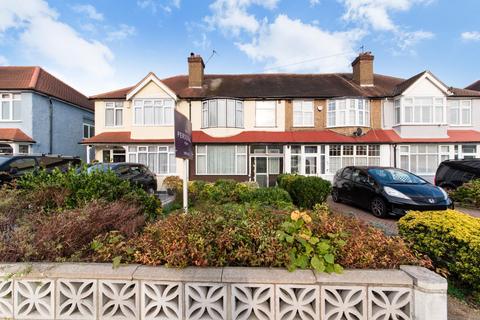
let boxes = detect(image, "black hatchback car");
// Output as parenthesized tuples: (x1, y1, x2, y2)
(332, 166, 453, 217)
(435, 159, 480, 190)
(87, 163, 157, 193)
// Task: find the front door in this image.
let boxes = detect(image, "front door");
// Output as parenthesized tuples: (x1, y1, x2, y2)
(252, 156, 283, 187)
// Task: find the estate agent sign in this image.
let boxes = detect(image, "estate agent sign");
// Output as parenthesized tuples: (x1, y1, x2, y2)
(174, 110, 193, 159)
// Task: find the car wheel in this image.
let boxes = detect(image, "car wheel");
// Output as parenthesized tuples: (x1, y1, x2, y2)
(331, 188, 341, 203)
(370, 197, 387, 218)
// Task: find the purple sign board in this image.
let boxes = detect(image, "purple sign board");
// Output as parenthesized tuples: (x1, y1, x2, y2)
(174, 110, 193, 159)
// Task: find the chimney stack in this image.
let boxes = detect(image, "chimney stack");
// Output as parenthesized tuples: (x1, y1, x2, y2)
(188, 52, 205, 88)
(351, 52, 374, 86)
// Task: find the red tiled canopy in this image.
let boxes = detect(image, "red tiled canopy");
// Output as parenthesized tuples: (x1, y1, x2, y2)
(0, 128, 35, 143)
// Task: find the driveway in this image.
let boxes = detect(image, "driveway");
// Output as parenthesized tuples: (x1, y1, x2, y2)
(327, 196, 480, 236)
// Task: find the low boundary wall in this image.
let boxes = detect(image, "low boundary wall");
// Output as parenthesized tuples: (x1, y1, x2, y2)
(0, 263, 447, 320)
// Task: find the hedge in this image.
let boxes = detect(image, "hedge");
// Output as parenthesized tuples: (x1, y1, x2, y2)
(398, 210, 480, 292)
(277, 174, 331, 209)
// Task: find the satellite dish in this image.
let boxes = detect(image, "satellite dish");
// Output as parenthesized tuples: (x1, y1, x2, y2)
(353, 127, 363, 137)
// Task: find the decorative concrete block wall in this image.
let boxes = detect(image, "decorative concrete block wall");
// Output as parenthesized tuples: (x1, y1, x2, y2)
(0, 263, 447, 320)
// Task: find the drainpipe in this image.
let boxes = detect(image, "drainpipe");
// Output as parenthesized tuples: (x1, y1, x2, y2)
(49, 98, 53, 154)
(393, 144, 397, 168)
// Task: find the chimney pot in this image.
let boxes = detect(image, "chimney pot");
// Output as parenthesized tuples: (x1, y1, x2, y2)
(188, 53, 205, 88)
(351, 52, 374, 86)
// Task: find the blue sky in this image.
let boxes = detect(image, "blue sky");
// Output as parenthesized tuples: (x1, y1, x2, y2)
(1, 0, 480, 95)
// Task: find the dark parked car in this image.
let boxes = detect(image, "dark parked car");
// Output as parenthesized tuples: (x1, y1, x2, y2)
(87, 163, 157, 193)
(0, 154, 81, 185)
(435, 159, 480, 190)
(332, 166, 453, 217)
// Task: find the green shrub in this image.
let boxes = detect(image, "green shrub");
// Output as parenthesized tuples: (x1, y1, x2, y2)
(399, 210, 480, 292)
(278, 174, 331, 209)
(198, 179, 239, 204)
(450, 179, 480, 208)
(18, 167, 161, 220)
(238, 187, 293, 209)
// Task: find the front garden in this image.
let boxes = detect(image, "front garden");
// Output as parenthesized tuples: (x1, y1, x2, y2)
(0, 169, 479, 306)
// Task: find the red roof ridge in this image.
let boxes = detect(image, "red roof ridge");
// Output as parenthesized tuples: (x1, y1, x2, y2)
(90, 85, 135, 99)
(29, 66, 41, 88)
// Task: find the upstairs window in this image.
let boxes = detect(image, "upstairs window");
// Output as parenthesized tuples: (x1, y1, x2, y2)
(133, 99, 174, 126)
(105, 102, 123, 127)
(448, 100, 471, 126)
(201, 99, 243, 128)
(255, 101, 276, 127)
(0, 93, 21, 121)
(293, 100, 314, 127)
(327, 99, 369, 127)
(83, 123, 95, 138)
(402, 97, 444, 124)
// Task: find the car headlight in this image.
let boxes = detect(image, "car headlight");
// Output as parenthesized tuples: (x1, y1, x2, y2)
(384, 186, 411, 200)
(438, 187, 449, 200)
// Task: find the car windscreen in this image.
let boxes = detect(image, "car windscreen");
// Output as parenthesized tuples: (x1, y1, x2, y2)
(368, 168, 427, 185)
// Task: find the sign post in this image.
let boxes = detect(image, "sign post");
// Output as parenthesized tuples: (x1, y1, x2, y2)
(174, 110, 193, 213)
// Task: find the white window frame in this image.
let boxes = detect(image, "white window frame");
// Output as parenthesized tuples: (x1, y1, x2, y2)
(83, 123, 94, 139)
(326, 99, 370, 128)
(127, 145, 176, 175)
(293, 100, 314, 127)
(0, 92, 21, 122)
(255, 101, 276, 127)
(201, 99, 244, 128)
(397, 96, 446, 125)
(328, 144, 380, 174)
(133, 99, 174, 126)
(195, 145, 247, 175)
(448, 100, 472, 126)
(394, 98, 401, 125)
(398, 144, 451, 175)
(105, 101, 123, 127)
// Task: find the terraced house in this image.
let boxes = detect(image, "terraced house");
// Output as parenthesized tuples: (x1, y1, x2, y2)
(83, 52, 480, 187)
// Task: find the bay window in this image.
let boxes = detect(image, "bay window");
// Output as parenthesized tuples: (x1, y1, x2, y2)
(0, 93, 21, 121)
(255, 101, 276, 127)
(293, 100, 314, 127)
(127, 145, 176, 174)
(329, 145, 380, 173)
(327, 99, 369, 127)
(202, 99, 243, 128)
(196, 145, 247, 175)
(83, 123, 94, 139)
(400, 97, 444, 124)
(399, 144, 451, 174)
(133, 99, 174, 126)
(105, 102, 123, 127)
(448, 100, 471, 126)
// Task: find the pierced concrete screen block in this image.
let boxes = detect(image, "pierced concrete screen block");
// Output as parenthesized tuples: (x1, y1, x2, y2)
(0, 280, 13, 318)
(231, 284, 274, 320)
(99, 280, 139, 320)
(185, 283, 227, 320)
(321, 286, 366, 320)
(368, 287, 412, 320)
(14, 280, 54, 319)
(276, 285, 319, 320)
(141, 281, 182, 320)
(56, 279, 97, 320)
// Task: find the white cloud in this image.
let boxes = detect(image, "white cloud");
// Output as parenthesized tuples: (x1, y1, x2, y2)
(310, 0, 320, 6)
(0, 55, 8, 65)
(72, 4, 104, 21)
(396, 30, 434, 51)
(137, 0, 181, 13)
(193, 33, 211, 50)
(0, 0, 116, 94)
(461, 31, 480, 42)
(106, 24, 136, 41)
(339, 0, 431, 31)
(205, 0, 280, 36)
(237, 15, 364, 73)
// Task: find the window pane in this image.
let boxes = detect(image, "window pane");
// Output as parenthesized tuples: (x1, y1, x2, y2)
(154, 106, 163, 125)
(207, 145, 236, 174)
(217, 99, 227, 127)
(208, 100, 217, 127)
(197, 154, 206, 174)
(256, 101, 276, 127)
(237, 154, 247, 174)
(169, 153, 176, 173)
(144, 106, 154, 125)
(305, 156, 317, 174)
(227, 100, 235, 127)
(158, 153, 168, 174)
(105, 108, 114, 126)
(236, 101, 243, 128)
(12, 101, 21, 120)
(115, 109, 123, 126)
(134, 107, 142, 125)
